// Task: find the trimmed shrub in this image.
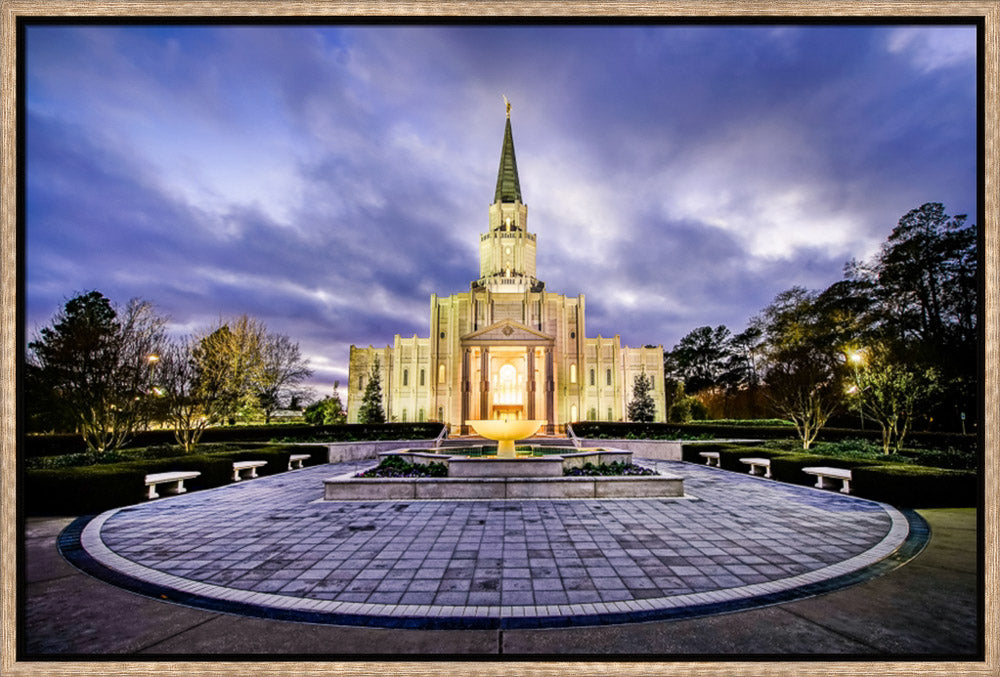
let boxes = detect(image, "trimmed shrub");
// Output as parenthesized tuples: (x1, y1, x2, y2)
(766, 453, 867, 487)
(680, 442, 740, 464)
(851, 464, 977, 507)
(214, 447, 294, 476)
(25, 466, 148, 516)
(716, 446, 783, 472)
(115, 455, 235, 491)
(896, 446, 977, 470)
(25, 422, 447, 458)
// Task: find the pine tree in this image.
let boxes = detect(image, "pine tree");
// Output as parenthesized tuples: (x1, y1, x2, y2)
(627, 371, 657, 422)
(357, 358, 386, 424)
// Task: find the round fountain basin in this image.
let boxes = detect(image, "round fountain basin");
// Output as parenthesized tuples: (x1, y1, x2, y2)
(466, 419, 545, 442)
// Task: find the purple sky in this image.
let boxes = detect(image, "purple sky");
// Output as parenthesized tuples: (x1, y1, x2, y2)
(24, 23, 979, 399)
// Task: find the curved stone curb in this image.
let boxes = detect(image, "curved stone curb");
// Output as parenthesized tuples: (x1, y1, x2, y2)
(60, 499, 926, 630)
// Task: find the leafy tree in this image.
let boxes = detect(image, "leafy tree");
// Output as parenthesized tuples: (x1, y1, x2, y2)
(764, 346, 844, 450)
(759, 288, 846, 449)
(665, 325, 732, 393)
(192, 323, 257, 424)
(627, 371, 657, 422)
(668, 395, 708, 423)
(850, 203, 977, 430)
(849, 346, 940, 454)
(192, 315, 310, 424)
(357, 358, 386, 424)
(304, 382, 347, 425)
(27, 291, 166, 454)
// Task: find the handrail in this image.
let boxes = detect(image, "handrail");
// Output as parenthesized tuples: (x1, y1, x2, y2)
(433, 423, 449, 449)
(565, 423, 583, 449)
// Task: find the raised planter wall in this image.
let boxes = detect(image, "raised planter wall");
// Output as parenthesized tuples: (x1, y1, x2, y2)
(574, 439, 764, 461)
(324, 473, 686, 501)
(327, 440, 436, 463)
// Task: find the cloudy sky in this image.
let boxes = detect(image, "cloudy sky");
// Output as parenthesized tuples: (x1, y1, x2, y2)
(24, 22, 979, 398)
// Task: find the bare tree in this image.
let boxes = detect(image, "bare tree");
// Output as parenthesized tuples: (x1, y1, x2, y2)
(157, 337, 226, 451)
(256, 333, 313, 423)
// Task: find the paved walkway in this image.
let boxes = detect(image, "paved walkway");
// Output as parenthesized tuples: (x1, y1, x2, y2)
(20, 460, 981, 657)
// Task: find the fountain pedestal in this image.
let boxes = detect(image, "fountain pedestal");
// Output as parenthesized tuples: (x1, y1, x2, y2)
(466, 419, 546, 458)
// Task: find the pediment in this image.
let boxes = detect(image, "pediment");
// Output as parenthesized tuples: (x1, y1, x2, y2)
(461, 320, 554, 345)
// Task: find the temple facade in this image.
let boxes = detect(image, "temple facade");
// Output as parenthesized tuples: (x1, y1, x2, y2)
(347, 106, 665, 431)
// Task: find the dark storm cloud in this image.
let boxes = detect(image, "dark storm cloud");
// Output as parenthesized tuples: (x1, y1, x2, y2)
(24, 23, 978, 395)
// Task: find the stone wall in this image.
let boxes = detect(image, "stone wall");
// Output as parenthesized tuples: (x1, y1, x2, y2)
(327, 439, 436, 464)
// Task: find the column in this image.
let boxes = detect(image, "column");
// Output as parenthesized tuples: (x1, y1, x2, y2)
(480, 347, 490, 420)
(526, 348, 536, 420)
(545, 347, 555, 434)
(460, 347, 470, 434)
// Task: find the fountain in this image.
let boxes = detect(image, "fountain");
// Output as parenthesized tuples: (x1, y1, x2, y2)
(465, 417, 545, 458)
(322, 414, 685, 500)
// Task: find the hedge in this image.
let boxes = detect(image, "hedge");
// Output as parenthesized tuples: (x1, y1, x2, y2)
(25, 466, 148, 516)
(765, 453, 870, 487)
(115, 455, 236, 491)
(214, 447, 294, 476)
(851, 464, 977, 507)
(568, 422, 975, 452)
(25, 422, 446, 458)
(715, 446, 784, 472)
(680, 442, 743, 464)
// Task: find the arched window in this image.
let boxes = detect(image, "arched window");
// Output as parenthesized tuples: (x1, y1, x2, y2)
(606, 369, 612, 386)
(359, 375, 365, 391)
(401, 409, 407, 422)
(418, 408, 425, 422)
(438, 364, 446, 384)
(570, 404, 578, 422)
(589, 369, 595, 386)
(607, 407, 613, 421)
(403, 369, 408, 386)
(420, 369, 425, 386)
(570, 364, 577, 384)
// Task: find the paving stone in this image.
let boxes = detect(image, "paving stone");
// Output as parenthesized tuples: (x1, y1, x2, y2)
(83, 459, 909, 625)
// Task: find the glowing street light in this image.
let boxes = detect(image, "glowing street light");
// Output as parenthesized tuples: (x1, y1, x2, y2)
(845, 347, 866, 430)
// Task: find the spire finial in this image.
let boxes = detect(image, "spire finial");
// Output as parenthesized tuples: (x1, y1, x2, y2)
(502, 94, 511, 118)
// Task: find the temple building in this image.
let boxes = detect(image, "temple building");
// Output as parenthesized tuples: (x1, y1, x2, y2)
(347, 104, 665, 432)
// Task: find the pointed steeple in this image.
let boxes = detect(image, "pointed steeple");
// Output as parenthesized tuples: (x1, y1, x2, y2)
(493, 99, 522, 204)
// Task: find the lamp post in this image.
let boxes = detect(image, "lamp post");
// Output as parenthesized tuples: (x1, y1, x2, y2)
(145, 353, 159, 430)
(847, 349, 865, 431)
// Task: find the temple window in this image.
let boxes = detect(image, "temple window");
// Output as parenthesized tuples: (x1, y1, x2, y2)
(570, 363, 577, 383)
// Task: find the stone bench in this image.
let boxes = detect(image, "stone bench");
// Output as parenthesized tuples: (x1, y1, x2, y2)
(740, 457, 771, 478)
(145, 471, 201, 500)
(232, 460, 267, 482)
(288, 454, 311, 470)
(803, 466, 852, 494)
(698, 451, 720, 467)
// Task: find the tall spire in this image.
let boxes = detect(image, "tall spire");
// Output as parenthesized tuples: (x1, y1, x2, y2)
(494, 97, 522, 204)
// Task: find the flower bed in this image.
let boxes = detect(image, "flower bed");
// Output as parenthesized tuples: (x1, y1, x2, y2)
(355, 455, 448, 478)
(564, 461, 658, 477)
